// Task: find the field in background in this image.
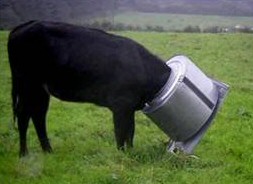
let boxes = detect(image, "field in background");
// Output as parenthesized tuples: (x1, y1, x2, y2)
(112, 12, 253, 31)
(0, 31, 253, 184)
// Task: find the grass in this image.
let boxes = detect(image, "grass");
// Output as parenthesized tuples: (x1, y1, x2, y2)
(113, 12, 253, 31)
(1, 31, 253, 184)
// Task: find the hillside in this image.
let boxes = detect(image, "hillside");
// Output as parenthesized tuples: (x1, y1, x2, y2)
(0, 0, 115, 29)
(1, 0, 253, 29)
(129, 0, 253, 16)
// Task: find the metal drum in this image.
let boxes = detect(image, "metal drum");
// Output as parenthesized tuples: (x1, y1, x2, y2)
(143, 55, 229, 154)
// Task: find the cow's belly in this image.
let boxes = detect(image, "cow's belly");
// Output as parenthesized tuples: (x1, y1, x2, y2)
(44, 83, 109, 106)
(45, 85, 80, 102)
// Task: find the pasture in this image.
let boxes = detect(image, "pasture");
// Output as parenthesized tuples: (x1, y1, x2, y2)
(0, 31, 253, 184)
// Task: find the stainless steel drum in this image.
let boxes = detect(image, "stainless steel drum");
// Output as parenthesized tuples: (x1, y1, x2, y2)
(143, 55, 229, 154)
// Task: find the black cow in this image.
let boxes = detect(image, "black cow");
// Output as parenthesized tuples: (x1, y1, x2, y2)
(7, 20, 171, 157)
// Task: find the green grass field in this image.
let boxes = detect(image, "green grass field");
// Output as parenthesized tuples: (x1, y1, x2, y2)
(113, 12, 253, 31)
(0, 31, 253, 184)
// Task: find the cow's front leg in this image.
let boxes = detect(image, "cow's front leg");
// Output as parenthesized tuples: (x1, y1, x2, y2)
(112, 108, 135, 150)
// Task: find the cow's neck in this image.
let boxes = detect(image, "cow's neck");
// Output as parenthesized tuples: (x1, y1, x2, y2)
(145, 59, 171, 103)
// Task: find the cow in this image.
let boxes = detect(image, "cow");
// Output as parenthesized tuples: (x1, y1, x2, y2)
(7, 20, 171, 157)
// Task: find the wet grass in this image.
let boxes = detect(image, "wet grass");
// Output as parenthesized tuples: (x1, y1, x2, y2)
(1, 31, 253, 184)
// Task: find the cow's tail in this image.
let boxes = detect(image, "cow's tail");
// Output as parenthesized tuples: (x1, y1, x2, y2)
(8, 33, 19, 129)
(11, 77, 18, 125)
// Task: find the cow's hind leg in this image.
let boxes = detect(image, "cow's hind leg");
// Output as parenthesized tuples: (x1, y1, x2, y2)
(30, 87, 52, 153)
(112, 108, 135, 150)
(17, 105, 30, 157)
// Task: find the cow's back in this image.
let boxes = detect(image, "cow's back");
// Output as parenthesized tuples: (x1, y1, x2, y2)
(8, 21, 170, 110)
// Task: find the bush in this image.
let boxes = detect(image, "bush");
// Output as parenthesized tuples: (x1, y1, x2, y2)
(183, 25, 201, 33)
(203, 26, 222, 33)
(113, 23, 125, 31)
(235, 26, 253, 33)
(100, 21, 113, 31)
(87, 20, 165, 32)
(153, 26, 165, 32)
(84, 21, 253, 34)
